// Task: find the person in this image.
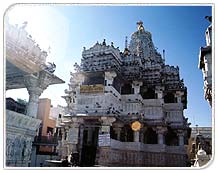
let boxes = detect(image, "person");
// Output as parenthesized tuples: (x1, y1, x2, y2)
(70, 152, 79, 167)
(62, 156, 69, 167)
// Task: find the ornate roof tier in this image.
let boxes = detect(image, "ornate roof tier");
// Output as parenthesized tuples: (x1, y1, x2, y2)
(5, 21, 65, 90)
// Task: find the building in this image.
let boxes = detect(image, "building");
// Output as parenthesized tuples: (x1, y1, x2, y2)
(31, 98, 62, 167)
(198, 16, 212, 107)
(187, 127, 212, 166)
(58, 21, 191, 167)
(5, 19, 64, 167)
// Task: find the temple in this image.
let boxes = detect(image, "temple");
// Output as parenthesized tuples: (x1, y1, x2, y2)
(58, 21, 191, 167)
(5, 19, 64, 167)
(198, 16, 212, 107)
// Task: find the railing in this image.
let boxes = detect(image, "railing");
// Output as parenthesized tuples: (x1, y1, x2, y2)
(98, 139, 187, 166)
(33, 136, 58, 146)
(110, 139, 185, 154)
(142, 99, 164, 106)
(163, 103, 183, 110)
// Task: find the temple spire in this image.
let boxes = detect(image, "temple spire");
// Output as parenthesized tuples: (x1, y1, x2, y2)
(124, 36, 129, 56)
(125, 36, 128, 49)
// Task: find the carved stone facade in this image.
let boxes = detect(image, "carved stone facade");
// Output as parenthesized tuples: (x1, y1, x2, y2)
(6, 110, 41, 166)
(198, 16, 212, 107)
(5, 20, 65, 167)
(59, 21, 191, 167)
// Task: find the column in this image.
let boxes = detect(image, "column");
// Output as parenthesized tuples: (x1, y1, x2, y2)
(140, 127, 147, 143)
(26, 87, 43, 118)
(104, 71, 117, 86)
(156, 126, 167, 145)
(113, 127, 122, 141)
(100, 117, 116, 133)
(155, 86, 164, 99)
(79, 124, 84, 163)
(177, 130, 185, 146)
(68, 118, 83, 154)
(175, 91, 184, 103)
(134, 131, 140, 142)
(132, 81, 143, 94)
(24, 73, 50, 118)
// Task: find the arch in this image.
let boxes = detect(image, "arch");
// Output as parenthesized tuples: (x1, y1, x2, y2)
(144, 127, 157, 144)
(121, 83, 134, 95)
(165, 128, 178, 146)
(140, 87, 156, 99)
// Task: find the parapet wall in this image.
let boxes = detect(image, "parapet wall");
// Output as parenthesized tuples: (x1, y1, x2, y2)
(96, 139, 187, 167)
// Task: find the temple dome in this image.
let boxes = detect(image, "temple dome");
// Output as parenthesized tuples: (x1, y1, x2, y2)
(128, 21, 156, 58)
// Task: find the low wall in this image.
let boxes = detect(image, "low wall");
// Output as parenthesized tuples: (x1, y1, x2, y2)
(96, 139, 187, 167)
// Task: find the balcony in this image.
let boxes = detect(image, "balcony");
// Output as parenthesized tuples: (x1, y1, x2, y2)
(33, 136, 58, 146)
(163, 103, 183, 111)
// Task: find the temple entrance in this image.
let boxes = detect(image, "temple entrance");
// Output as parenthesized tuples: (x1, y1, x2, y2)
(80, 125, 99, 167)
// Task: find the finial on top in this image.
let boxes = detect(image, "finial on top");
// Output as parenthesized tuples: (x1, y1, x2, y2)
(124, 36, 129, 56)
(102, 39, 106, 46)
(137, 20, 144, 31)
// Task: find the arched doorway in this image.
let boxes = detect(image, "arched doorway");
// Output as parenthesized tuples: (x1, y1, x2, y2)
(165, 128, 178, 146)
(144, 127, 157, 144)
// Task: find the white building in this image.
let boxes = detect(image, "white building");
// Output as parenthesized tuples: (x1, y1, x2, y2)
(58, 21, 191, 167)
(198, 16, 212, 107)
(5, 19, 64, 167)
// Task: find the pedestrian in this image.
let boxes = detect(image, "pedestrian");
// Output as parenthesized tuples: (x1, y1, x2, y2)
(70, 152, 79, 166)
(61, 156, 69, 167)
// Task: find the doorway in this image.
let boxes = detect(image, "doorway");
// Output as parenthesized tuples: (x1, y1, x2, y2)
(80, 126, 99, 166)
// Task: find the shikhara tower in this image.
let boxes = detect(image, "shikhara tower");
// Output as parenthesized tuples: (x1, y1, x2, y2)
(58, 21, 191, 167)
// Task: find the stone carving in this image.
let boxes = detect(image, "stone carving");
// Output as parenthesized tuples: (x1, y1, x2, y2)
(6, 21, 47, 67)
(6, 132, 35, 166)
(45, 62, 56, 73)
(73, 62, 81, 72)
(60, 21, 190, 166)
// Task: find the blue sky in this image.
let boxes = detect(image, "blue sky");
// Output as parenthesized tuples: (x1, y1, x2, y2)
(6, 5, 212, 127)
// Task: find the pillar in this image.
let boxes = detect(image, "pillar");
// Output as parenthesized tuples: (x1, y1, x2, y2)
(177, 130, 185, 146)
(113, 127, 122, 141)
(140, 127, 147, 143)
(104, 71, 117, 86)
(68, 118, 83, 155)
(24, 73, 50, 118)
(134, 131, 140, 142)
(100, 117, 116, 133)
(175, 91, 184, 103)
(132, 81, 143, 94)
(78, 124, 84, 163)
(156, 126, 167, 145)
(26, 88, 43, 118)
(155, 86, 164, 99)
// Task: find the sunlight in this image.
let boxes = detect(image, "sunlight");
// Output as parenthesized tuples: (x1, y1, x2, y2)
(5, 5, 70, 105)
(6, 4, 70, 63)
